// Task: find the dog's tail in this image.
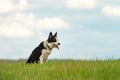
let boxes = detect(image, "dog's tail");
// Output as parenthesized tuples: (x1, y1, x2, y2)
(26, 56, 33, 64)
(26, 59, 31, 64)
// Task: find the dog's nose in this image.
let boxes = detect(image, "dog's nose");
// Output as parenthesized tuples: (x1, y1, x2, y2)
(58, 43, 60, 45)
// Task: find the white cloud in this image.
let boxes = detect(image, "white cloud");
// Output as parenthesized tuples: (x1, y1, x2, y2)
(0, 0, 28, 13)
(65, 0, 97, 9)
(0, 26, 33, 38)
(0, 0, 12, 13)
(0, 13, 35, 38)
(102, 6, 120, 17)
(37, 17, 69, 29)
(0, 13, 70, 38)
(0, 0, 70, 38)
(17, 0, 28, 10)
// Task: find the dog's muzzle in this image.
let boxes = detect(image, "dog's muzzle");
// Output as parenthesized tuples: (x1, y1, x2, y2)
(54, 43, 60, 50)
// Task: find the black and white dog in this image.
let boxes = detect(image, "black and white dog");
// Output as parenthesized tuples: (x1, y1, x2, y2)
(26, 32, 60, 64)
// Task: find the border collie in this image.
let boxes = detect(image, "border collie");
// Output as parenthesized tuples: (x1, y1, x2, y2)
(26, 32, 60, 64)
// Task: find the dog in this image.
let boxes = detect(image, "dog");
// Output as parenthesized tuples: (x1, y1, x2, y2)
(26, 32, 60, 64)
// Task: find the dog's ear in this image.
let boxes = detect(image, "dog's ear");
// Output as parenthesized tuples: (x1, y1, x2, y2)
(54, 32, 57, 37)
(48, 32, 53, 39)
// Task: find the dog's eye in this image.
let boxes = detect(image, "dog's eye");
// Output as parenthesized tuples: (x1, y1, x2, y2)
(52, 38, 56, 42)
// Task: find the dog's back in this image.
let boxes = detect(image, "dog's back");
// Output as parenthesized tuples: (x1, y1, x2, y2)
(26, 42, 45, 63)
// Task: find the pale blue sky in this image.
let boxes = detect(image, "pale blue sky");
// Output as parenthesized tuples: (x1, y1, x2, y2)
(0, 0, 120, 60)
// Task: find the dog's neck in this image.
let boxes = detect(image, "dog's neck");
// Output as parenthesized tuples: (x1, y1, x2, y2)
(46, 42, 52, 50)
(44, 41, 54, 50)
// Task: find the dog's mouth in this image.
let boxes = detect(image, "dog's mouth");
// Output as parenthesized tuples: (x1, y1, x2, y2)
(53, 44, 59, 49)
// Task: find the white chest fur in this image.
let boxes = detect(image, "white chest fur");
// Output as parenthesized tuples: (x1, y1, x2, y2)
(42, 48, 51, 55)
(40, 49, 52, 63)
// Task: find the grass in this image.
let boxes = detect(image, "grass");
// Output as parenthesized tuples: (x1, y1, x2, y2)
(0, 59, 120, 80)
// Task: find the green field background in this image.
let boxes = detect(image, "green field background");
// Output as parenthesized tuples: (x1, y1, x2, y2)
(0, 60, 120, 80)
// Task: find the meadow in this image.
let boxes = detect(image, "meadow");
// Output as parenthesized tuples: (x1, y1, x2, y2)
(0, 59, 120, 80)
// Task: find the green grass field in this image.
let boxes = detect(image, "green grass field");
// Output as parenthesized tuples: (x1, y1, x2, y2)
(0, 60, 120, 80)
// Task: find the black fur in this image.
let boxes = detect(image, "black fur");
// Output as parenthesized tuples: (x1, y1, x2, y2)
(26, 41, 45, 64)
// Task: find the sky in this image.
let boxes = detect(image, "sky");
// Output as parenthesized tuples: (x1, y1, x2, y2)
(0, 0, 120, 60)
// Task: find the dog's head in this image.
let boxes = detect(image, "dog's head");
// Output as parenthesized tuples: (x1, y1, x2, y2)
(47, 32, 60, 49)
